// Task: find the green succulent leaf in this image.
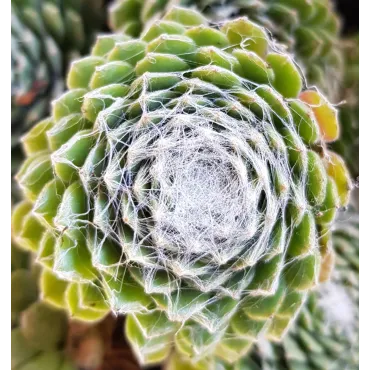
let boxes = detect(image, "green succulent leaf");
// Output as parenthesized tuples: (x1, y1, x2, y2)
(13, 5, 352, 368)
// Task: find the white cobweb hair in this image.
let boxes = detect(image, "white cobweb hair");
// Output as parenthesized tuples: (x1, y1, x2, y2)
(96, 85, 290, 271)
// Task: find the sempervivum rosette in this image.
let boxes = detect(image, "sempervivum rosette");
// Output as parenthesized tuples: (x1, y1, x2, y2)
(109, 0, 344, 100)
(11, 0, 105, 143)
(11, 3, 62, 145)
(13, 7, 352, 367)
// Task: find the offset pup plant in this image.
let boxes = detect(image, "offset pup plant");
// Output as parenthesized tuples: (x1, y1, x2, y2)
(13, 6, 352, 368)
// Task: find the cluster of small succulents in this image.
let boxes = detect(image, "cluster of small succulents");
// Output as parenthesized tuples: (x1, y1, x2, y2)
(11, 1, 359, 370)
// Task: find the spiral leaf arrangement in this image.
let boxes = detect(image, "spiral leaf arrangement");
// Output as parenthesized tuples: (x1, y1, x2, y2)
(13, 6, 352, 367)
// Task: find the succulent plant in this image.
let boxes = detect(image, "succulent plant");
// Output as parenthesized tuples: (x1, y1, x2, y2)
(11, 0, 106, 203)
(13, 7, 352, 367)
(11, 246, 76, 370)
(12, 4, 57, 200)
(331, 35, 359, 180)
(109, 0, 344, 100)
(11, 0, 106, 143)
(167, 207, 359, 370)
(11, 3, 62, 144)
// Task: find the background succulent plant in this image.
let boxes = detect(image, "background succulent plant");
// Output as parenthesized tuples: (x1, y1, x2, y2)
(331, 35, 359, 180)
(11, 0, 106, 147)
(109, 0, 344, 101)
(12, 2, 62, 146)
(13, 5, 352, 368)
(11, 0, 107, 201)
